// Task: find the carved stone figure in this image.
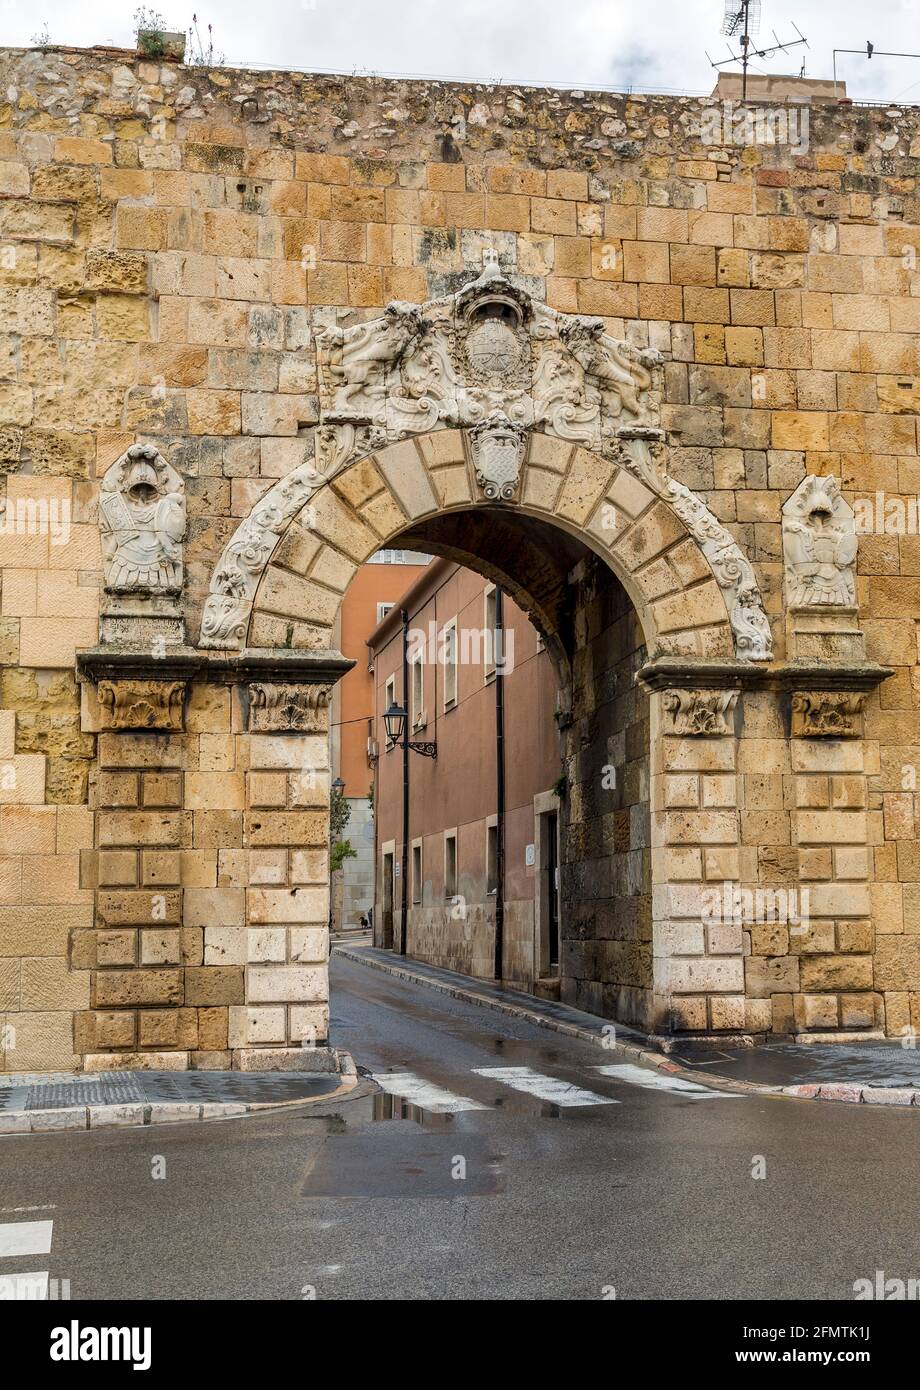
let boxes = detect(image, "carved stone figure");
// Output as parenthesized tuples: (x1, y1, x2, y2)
(558, 317, 653, 419)
(323, 302, 426, 418)
(782, 475, 857, 608)
(99, 443, 185, 596)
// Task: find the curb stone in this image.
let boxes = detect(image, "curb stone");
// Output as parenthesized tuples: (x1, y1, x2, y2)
(0, 1067, 359, 1136)
(336, 945, 920, 1112)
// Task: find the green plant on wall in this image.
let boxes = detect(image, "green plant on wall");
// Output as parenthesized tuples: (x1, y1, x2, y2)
(134, 7, 170, 58)
(330, 784, 357, 874)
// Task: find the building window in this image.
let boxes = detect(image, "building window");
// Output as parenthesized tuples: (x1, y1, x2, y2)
(444, 831, 457, 898)
(442, 618, 458, 710)
(412, 840, 422, 904)
(484, 585, 497, 681)
(411, 652, 425, 729)
(486, 821, 499, 895)
(376, 601, 394, 623)
(384, 674, 396, 748)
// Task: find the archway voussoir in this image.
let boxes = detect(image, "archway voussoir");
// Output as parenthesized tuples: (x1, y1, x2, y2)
(372, 438, 439, 519)
(307, 486, 379, 563)
(617, 500, 690, 572)
(259, 564, 342, 625)
(330, 455, 388, 510)
(526, 432, 575, 474)
(522, 466, 563, 512)
(356, 486, 410, 540)
(554, 447, 617, 527)
(431, 464, 474, 509)
(607, 468, 658, 520)
(274, 521, 321, 575)
(417, 429, 466, 468)
(652, 580, 726, 634)
(309, 545, 357, 592)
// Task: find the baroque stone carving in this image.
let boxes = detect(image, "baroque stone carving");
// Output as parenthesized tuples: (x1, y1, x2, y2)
(469, 412, 527, 500)
(99, 444, 185, 595)
(248, 682, 332, 732)
(200, 257, 771, 660)
(782, 475, 857, 608)
(791, 691, 867, 738)
(200, 461, 325, 648)
(618, 429, 773, 661)
(661, 688, 739, 736)
(97, 679, 187, 731)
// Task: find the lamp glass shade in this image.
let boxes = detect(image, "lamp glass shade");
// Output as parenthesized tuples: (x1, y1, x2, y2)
(383, 700, 407, 744)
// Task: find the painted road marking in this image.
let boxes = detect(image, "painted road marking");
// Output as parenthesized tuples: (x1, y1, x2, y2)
(473, 1066, 618, 1107)
(0, 1220, 52, 1301)
(371, 1072, 490, 1113)
(0, 1220, 53, 1257)
(593, 1063, 741, 1097)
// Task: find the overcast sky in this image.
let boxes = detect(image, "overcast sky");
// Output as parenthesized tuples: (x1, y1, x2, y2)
(4, 0, 920, 104)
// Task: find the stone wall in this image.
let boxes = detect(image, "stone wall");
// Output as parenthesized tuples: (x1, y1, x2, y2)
(562, 558, 652, 1025)
(1, 42, 920, 1065)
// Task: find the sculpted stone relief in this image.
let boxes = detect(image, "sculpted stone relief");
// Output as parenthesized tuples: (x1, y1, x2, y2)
(790, 691, 867, 738)
(99, 444, 186, 597)
(661, 688, 739, 737)
(199, 256, 772, 660)
(782, 474, 858, 609)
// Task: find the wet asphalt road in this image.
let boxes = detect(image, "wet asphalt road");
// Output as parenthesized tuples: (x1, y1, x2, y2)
(1, 950, 919, 1300)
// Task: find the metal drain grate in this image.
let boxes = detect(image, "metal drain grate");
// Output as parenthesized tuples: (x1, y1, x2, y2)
(25, 1077, 146, 1110)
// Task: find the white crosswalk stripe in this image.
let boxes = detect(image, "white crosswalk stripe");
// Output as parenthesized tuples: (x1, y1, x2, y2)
(0, 1219, 53, 1257)
(473, 1066, 618, 1107)
(371, 1072, 489, 1112)
(0, 1219, 52, 1300)
(593, 1063, 741, 1097)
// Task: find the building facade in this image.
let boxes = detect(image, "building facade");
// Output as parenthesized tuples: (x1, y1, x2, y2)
(330, 549, 429, 929)
(0, 42, 919, 1071)
(369, 560, 562, 986)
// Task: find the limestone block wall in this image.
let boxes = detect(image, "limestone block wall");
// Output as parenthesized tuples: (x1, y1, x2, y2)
(2, 42, 920, 1063)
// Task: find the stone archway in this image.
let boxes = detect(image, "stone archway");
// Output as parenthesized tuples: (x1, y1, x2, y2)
(178, 260, 777, 1048)
(79, 261, 854, 1068)
(198, 255, 773, 666)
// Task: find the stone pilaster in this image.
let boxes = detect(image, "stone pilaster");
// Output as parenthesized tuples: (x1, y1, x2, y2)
(76, 649, 349, 1070)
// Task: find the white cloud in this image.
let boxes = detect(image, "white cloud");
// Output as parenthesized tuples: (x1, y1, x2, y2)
(4, 0, 920, 103)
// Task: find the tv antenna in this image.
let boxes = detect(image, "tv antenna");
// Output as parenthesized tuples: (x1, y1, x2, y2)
(707, 1, 808, 102)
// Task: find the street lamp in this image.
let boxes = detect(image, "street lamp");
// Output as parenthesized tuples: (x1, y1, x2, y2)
(331, 776, 346, 796)
(383, 700, 437, 758)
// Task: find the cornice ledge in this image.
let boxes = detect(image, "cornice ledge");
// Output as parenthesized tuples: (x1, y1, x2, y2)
(76, 645, 355, 687)
(636, 656, 894, 694)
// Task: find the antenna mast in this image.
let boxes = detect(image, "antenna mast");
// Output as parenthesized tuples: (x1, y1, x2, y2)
(707, 1, 808, 103)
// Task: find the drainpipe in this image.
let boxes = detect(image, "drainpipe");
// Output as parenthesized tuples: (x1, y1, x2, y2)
(399, 606, 410, 956)
(493, 586, 505, 981)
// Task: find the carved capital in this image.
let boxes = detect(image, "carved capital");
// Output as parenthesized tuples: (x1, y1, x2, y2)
(661, 688, 739, 736)
(248, 682, 332, 733)
(790, 691, 867, 738)
(97, 680, 187, 731)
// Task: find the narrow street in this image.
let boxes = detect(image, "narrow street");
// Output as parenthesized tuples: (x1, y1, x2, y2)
(1, 951, 918, 1301)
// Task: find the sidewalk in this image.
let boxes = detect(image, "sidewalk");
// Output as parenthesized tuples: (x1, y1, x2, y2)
(0, 1061, 358, 1135)
(336, 944, 920, 1110)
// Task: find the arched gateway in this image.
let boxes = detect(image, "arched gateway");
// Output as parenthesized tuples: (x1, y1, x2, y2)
(76, 260, 887, 1067)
